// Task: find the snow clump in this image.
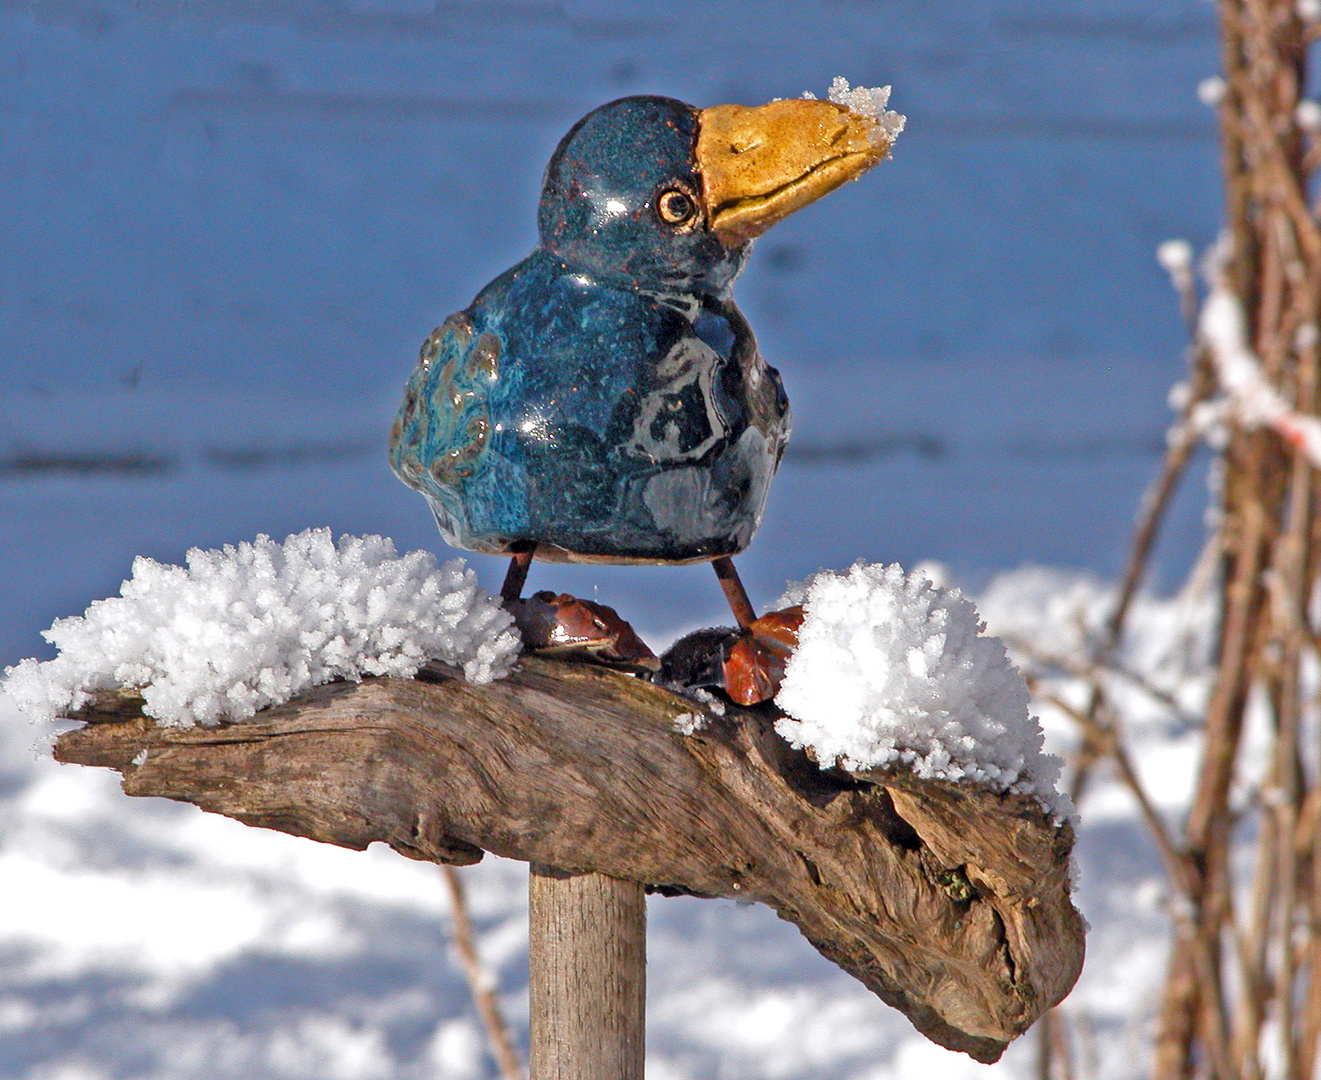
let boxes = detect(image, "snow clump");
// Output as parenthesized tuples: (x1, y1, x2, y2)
(1297, 99, 1321, 133)
(775, 562, 1070, 819)
(2, 528, 520, 728)
(1156, 238, 1194, 279)
(803, 76, 906, 149)
(1197, 76, 1227, 107)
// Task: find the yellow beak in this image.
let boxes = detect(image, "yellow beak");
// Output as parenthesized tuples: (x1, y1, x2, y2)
(696, 98, 894, 245)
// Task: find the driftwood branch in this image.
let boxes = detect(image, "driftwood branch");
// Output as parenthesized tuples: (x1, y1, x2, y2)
(53, 655, 1085, 1064)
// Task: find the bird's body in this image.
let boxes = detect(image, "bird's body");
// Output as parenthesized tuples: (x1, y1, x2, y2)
(391, 95, 802, 564)
(390, 246, 789, 563)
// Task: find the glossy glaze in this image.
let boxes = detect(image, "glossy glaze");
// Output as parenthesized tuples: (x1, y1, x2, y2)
(390, 96, 791, 563)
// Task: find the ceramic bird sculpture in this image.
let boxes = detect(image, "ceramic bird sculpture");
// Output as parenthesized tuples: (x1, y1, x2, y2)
(391, 89, 899, 697)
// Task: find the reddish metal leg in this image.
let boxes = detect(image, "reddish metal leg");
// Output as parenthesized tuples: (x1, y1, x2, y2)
(500, 545, 536, 603)
(712, 556, 757, 630)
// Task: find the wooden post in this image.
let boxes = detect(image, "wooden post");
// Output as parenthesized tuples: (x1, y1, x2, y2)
(529, 866, 646, 1080)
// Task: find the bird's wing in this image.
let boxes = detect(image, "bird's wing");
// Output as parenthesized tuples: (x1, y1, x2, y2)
(389, 312, 498, 499)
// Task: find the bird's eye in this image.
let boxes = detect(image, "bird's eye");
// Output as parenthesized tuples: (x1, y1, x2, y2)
(657, 187, 697, 226)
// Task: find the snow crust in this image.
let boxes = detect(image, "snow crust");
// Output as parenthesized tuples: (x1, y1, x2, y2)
(2, 529, 520, 728)
(803, 76, 906, 149)
(774, 562, 1069, 818)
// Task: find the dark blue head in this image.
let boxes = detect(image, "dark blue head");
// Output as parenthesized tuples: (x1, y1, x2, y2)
(537, 96, 750, 296)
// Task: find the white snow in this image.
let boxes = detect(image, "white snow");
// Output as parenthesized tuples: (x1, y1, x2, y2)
(1, 529, 519, 728)
(774, 562, 1070, 818)
(1156, 237, 1194, 280)
(1197, 76, 1227, 106)
(1200, 277, 1321, 468)
(672, 689, 727, 735)
(802, 76, 906, 150)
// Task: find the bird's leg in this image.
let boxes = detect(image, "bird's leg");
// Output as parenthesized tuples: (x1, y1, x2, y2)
(674, 556, 803, 707)
(499, 543, 656, 668)
(500, 544, 536, 603)
(712, 556, 757, 629)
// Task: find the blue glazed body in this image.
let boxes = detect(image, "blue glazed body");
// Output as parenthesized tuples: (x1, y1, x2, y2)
(390, 97, 792, 563)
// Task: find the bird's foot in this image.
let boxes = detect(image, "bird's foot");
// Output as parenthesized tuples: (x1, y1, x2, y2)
(723, 606, 805, 705)
(658, 606, 804, 706)
(507, 590, 658, 670)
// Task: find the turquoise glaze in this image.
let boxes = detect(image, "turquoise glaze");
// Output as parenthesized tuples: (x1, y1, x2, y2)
(390, 96, 791, 563)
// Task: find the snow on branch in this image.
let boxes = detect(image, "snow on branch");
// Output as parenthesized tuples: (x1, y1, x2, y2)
(4, 528, 1068, 821)
(16, 531, 1085, 1061)
(2, 529, 519, 728)
(1199, 272, 1321, 466)
(775, 563, 1071, 821)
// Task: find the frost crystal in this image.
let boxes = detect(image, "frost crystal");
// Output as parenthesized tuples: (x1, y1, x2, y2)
(774, 562, 1069, 819)
(2, 529, 521, 728)
(1156, 238, 1193, 277)
(805, 76, 905, 149)
(1157, 238, 1195, 301)
(1197, 76, 1227, 107)
(671, 688, 725, 735)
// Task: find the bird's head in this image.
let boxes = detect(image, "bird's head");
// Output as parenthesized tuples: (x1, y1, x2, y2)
(537, 93, 895, 295)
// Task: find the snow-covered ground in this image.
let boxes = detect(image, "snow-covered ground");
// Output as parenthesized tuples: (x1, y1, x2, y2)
(1, 1, 1233, 1077)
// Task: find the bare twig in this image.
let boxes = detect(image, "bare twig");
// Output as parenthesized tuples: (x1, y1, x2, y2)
(1022, 7, 1321, 1078)
(1035, 690, 1193, 906)
(1010, 635, 1197, 722)
(1107, 353, 1217, 646)
(1150, 4, 1321, 1078)
(440, 865, 525, 1080)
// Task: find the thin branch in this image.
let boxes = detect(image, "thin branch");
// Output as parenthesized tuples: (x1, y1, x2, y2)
(1010, 636, 1197, 724)
(1037, 691, 1193, 905)
(440, 865, 525, 1080)
(1106, 357, 1217, 646)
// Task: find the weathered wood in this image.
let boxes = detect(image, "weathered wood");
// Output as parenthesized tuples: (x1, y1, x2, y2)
(53, 655, 1085, 1064)
(529, 867, 645, 1080)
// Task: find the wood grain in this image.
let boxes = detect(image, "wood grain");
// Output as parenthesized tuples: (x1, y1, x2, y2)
(529, 867, 645, 1080)
(53, 655, 1085, 1063)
